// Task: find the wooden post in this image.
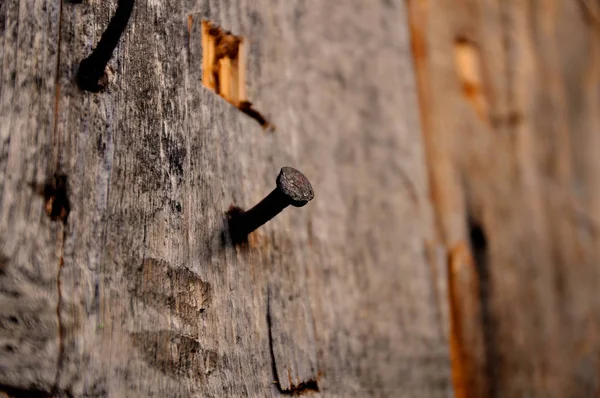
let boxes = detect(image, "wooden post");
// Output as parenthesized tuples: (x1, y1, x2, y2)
(0, 0, 450, 396)
(408, 0, 600, 396)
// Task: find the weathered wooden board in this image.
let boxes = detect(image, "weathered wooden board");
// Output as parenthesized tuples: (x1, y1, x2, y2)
(0, 0, 451, 396)
(0, 0, 64, 392)
(408, 0, 600, 396)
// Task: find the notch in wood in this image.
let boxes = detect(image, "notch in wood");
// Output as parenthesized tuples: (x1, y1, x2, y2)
(201, 20, 271, 130)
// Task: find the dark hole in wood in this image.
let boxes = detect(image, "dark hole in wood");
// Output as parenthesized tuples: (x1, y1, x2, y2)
(284, 379, 320, 394)
(469, 217, 487, 260)
(467, 215, 497, 398)
(43, 173, 71, 223)
(0, 253, 8, 275)
(0, 384, 53, 398)
(225, 205, 249, 245)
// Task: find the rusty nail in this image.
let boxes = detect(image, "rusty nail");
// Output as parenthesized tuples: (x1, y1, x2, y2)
(76, 0, 135, 92)
(228, 167, 314, 243)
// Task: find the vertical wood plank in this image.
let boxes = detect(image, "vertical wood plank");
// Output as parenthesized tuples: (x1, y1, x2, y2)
(0, 0, 63, 391)
(1, 0, 451, 396)
(409, 0, 600, 396)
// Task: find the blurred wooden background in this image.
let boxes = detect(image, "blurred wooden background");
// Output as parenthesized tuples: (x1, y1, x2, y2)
(409, 1, 600, 396)
(0, 0, 598, 396)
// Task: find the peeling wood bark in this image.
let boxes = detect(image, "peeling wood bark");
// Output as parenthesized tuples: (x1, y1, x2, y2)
(1, 0, 450, 397)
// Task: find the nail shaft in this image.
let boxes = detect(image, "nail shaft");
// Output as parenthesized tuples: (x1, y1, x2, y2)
(229, 189, 288, 239)
(227, 167, 314, 243)
(77, 0, 135, 92)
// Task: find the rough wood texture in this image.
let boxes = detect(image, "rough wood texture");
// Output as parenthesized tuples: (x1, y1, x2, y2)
(408, 0, 600, 396)
(0, 0, 450, 397)
(0, 0, 64, 391)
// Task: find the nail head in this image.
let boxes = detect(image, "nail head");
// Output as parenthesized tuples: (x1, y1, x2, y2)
(276, 167, 314, 207)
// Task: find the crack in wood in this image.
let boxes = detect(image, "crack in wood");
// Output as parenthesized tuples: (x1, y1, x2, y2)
(49, 15, 70, 344)
(52, 227, 69, 397)
(26, 171, 71, 395)
(29, 172, 72, 394)
(266, 288, 281, 390)
(467, 215, 496, 398)
(266, 288, 319, 395)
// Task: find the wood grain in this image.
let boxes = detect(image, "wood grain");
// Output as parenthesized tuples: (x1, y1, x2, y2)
(1, 0, 450, 397)
(0, 0, 64, 391)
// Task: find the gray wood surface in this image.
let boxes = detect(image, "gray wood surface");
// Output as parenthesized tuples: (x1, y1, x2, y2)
(0, 0, 451, 397)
